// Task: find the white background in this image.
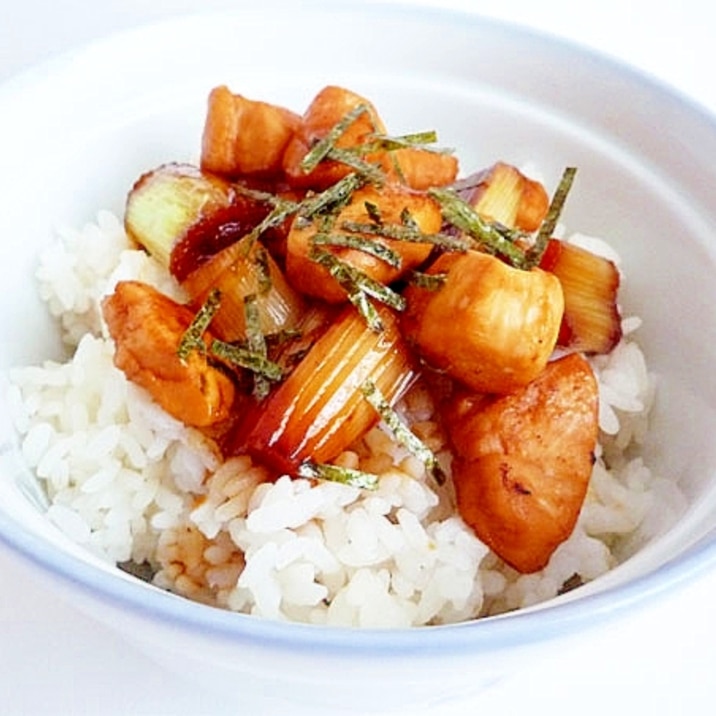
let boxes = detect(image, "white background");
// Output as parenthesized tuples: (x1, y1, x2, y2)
(2, 1, 716, 714)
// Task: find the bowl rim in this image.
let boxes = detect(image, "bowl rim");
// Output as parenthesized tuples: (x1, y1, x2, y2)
(2, 0, 716, 656)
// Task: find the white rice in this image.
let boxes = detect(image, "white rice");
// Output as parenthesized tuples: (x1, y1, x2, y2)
(6, 212, 686, 627)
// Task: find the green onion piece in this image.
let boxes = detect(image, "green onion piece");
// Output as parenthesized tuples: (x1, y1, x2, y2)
(299, 103, 372, 174)
(429, 187, 530, 268)
(408, 271, 448, 291)
(177, 289, 221, 361)
(361, 380, 446, 486)
(312, 232, 403, 268)
(526, 166, 578, 268)
(297, 461, 379, 490)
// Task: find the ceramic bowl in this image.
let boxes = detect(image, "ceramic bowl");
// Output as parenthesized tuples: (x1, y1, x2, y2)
(2, 4, 716, 713)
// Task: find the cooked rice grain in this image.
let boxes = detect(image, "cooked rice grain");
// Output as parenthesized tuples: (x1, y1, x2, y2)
(6, 212, 686, 627)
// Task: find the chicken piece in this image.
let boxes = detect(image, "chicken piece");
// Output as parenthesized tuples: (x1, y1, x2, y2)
(282, 85, 387, 189)
(201, 85, 302, 177)
(381, 146, 459, 190)
(402, 250, 564, 394)
(102, 280, 236, 428)
(286, 183, 443, 303)
(442, 353, 599, 573)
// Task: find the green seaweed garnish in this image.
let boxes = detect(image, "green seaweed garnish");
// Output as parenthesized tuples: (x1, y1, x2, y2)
(525, 166, 578, 268)
(177, 289, 221, 361)
(297, 461, 379, 490)
(361, 380, 446, 487)
(310, 249, 406, 331)
(299, 104, 373, 174)
(428, 187, 529, 268)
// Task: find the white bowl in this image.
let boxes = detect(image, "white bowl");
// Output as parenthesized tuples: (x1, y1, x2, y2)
(2, 4, 716, 713)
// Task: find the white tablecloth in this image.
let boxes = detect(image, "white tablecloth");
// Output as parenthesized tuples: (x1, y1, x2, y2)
(2, 2, 715, 714)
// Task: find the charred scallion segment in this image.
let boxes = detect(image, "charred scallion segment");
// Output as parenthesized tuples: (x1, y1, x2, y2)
(245, 303, 416, 475)
(310, 249, 406, 331)
(429, 187, 530, 268)
(525, 166, 578, 268)
(297, 461, 379, 490)
(177, 289, 222, 361)
(181, 236, 305, 343)
(361, 380, 446, 487)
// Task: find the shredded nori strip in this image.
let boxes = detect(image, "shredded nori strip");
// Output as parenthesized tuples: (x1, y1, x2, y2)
(118, 559, 155, 583)
(232, 188, 301, 252)
(365, 201, 382, 224)
(324, 147, 385, 184)
(363, 129, 442, 152)
(299, 173, 366, 220)
(297, 460, 379, 490)
(400, 207, 419, 230)
(310, 248, 406, 328)
(525, 166, 578, 268)
(557, 572, 584, 595)
(408, 270, 448, 291)
(339, 220, 470, 252)
(428, 187, 530, 268)
(210, 339, 283, 382)
(361, 380, 446, 487)
(312, 231, 403, 268)
(243, 294, 272, 399)
(252, 245, 273, 295)
(299, 103, 373, 174)
(177, 289, 221, 361)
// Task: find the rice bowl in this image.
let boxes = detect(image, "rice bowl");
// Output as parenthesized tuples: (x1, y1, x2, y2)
(2, 4, 716, 712)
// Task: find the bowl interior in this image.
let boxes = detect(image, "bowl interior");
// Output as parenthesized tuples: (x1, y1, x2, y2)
(2, 4, 716, 635)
